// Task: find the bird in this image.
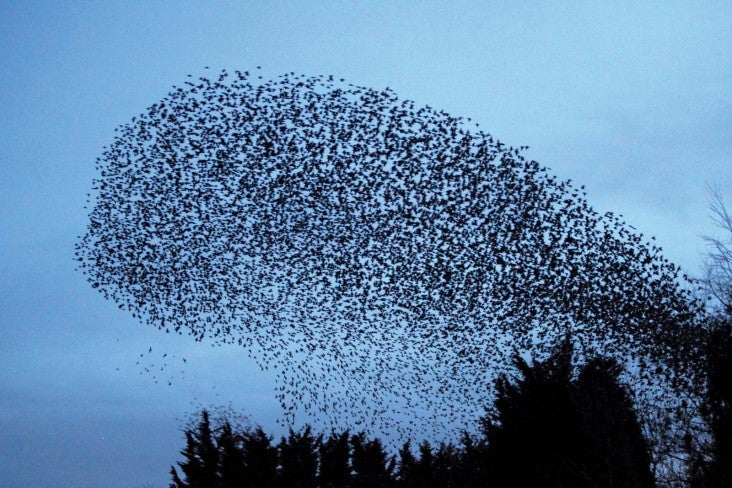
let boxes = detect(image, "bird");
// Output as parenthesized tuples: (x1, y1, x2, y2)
(76, 68, 703, 450)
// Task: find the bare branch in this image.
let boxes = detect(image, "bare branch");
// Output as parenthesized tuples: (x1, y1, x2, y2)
(701, 186, 732, 313)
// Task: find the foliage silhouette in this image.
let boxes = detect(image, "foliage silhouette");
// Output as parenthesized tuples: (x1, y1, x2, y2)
(482, 337, 654, 487)
(171, 340, 657, 487)
(395, 441, 417, 488)
(455, 433, 488, 488)
(170, 410, 219, 488)
(277, 426, 319, 488)
(241, 427, 278, 488)
(349, 432, 396, 488)
(318, 431, 351, 488)
(216, 421, 245, 488)
(687, 190, 732, 487)
(573, 357, 655, 487)
(689, 315, 732, 488)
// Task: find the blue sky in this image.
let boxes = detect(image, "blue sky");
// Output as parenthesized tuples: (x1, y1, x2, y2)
(1, 2, 730, 487)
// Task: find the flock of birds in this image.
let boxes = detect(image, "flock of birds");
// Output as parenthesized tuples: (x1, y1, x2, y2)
(76, 69, 704, 445)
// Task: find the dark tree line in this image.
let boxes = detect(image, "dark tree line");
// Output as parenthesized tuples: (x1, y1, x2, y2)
(171, 339, 658, 488)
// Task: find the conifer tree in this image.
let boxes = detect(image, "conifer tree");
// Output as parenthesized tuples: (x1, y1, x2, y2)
(483, 339, 581, 487)
(277, 426, 319, 488)
(456, 433, 487, 488)
(216, 421, 245, 488)
(241, 427, 278, 488)
(396, 441, 417, 488)
(350, 432, 396, 488)
(433, 442, 459, 488)
(573, 357, 654, 487)
(170, 410, 219, 488)
(414, 441, 437, 488)
(482, 338, 654, 487)
(319, 431, 351, 488)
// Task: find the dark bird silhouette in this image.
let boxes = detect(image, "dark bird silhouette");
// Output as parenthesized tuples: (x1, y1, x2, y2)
(76, 69, 703, 450)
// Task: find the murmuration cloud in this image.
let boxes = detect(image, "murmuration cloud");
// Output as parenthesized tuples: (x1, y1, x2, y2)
(76, 69, 703, 443)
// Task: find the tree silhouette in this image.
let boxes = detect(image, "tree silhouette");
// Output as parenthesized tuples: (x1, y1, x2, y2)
(170, 391, 658, 488)
(216, 421, 245, 488)
(277, 426, 319, 488)
(455, 433, 488, 488)
(241, 427, 278, 488)
(573, 357, 655, 487)
(414, 441, 436, 488)
(319, 431, 351, 488)
(432, 442, 460, 488)
(170, 410, 219, 488)
(349, 432, 396, 488)
(394, 440, 465, 488)
(396, 441, 417, 488)
(690, 315, 732, 488)
(483, 339, 581, 486)
(686, 189, 732, 487)
(482, 338, 654, 487)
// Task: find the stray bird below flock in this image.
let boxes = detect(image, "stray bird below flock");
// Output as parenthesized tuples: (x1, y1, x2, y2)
(77, 69, 703, 446)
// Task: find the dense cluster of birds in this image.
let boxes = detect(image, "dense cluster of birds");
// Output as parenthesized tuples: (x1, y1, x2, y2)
(76, 69, 704, 444)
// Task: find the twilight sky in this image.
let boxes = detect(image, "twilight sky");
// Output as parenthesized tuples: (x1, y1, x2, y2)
(1, 2, 730, 487)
